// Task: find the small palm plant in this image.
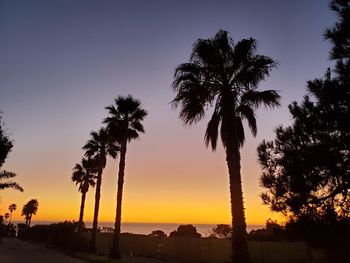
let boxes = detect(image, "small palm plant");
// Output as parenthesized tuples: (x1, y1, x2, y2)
(22, 199, 39, 227)
(4, 213, 9, 224)
(72, 157, 98, 231)
(8, 203, 16, 224)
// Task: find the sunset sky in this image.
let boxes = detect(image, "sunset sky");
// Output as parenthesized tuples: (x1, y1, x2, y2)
(0, 0, 335, 225)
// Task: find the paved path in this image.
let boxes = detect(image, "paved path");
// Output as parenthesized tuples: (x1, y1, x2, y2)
(0, 238, 86, 263)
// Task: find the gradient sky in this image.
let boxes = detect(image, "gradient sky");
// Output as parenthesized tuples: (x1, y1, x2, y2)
(0, 0, 335, 225)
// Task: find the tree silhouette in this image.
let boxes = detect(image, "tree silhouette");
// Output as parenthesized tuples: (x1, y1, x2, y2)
(0, 115, 22, 192)
(172, 30, 280, 263)
(104, 95, 147, 259)
(149, 230, 167, 238)
(0, 115, 13, 167)
(325, 0, 350, 77)
(8, 203, 16, 224)
(22, 199, 39, 227)
(258, 0, 350, 222)
(212, 224, 232, 239)
(4, 213, 9, 224)
(72, 157, 98, 231)
(83, 128, 119, 252)
(169, 225, 201, 238)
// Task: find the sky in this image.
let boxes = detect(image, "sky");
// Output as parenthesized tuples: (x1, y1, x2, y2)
(0, 0, 336, 225)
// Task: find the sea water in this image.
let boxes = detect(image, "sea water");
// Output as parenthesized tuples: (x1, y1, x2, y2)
(25, 221, 263, 236)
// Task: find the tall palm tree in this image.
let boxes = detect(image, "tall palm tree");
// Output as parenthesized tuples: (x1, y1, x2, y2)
(83, 128, 119, 252)
(104, 95, 147, 259)
(0, 171, 23, 192)
(72, 157, 98, 231)
(8, 203, 16, 224)
(21, 199, 39, 227)
(172, 30, 280, 263)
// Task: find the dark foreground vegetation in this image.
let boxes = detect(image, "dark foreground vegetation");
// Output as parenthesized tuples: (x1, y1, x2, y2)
(10, 221, 329, 263)
(257, 1, 350, 261)
(17, 221, 88, 252)
(2, 219, 348, 262)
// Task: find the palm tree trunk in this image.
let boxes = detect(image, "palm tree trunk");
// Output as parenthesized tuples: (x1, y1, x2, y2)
(222, 94, 250, 263)
(78, 191, 87, 232)
(110, 140, 127, 259)
(28, 215, 32, 227)
(89, 168, 103, 252)
(226, 139, 250, 263)
(9, 212, 12, 225)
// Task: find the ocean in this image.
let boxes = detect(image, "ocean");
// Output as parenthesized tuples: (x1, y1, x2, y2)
(25, 221, 263, 236)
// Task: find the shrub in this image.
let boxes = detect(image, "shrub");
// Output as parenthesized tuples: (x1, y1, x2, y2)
(148, 230, 167, 238)
(18, 221, 88, 252)
(169, 225, 201, 238)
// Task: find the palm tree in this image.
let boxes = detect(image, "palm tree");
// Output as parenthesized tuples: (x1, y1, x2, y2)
(21, 199, 39, 227)
(72, 157, 98, 231)
(0, 171, 23, 192)
(4, 213, 9, 224)
(83, 128, 119, 252)
(8, 203, 16, 224)
(104, 95, 147, 259)
(172, 30, 280, 263)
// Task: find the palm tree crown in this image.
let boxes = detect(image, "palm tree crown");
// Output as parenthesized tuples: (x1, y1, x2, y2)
(104, 95, 147, 143)
(8, 203, 17, 224)
(72, 157, 97, 194)
(172, 30, 280, 150)
(22, 199, 39, 227)
(83, 128, 118, 167)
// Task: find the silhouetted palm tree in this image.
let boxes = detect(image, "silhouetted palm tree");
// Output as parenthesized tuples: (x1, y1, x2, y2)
(0, 171, 23, 192)
(83, 128, 119, 252)
(8, 203, 16, 224)
(22, 199, 39, 227)
(172, 30, 280, 263)
(104, 95, 147, 259)
(4, 213, 9, 224)
(72, 157, 98, 231)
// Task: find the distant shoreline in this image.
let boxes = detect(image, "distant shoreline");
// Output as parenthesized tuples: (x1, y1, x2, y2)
(11, 221, 264, 236)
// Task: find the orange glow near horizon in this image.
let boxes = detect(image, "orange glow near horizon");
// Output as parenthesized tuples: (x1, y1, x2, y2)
(1, 128, 285, 226)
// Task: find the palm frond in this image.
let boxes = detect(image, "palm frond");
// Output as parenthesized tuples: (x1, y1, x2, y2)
(241, 55, 277, 88)
(0, 170, 23, 192)
(0, 170, 16, 179)
(237, 105, 257, 136)
(130, 121, 144, 133)
(241, 90, 281, 108)
(204, 109, 221, 151)
(0, 181, 23, 192)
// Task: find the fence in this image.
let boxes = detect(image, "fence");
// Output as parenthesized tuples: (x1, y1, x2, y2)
(83, 233, 327, 262)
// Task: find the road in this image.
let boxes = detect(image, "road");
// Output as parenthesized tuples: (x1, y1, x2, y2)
(0, 238, 86, 263)
(0, 237, 181, 263)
